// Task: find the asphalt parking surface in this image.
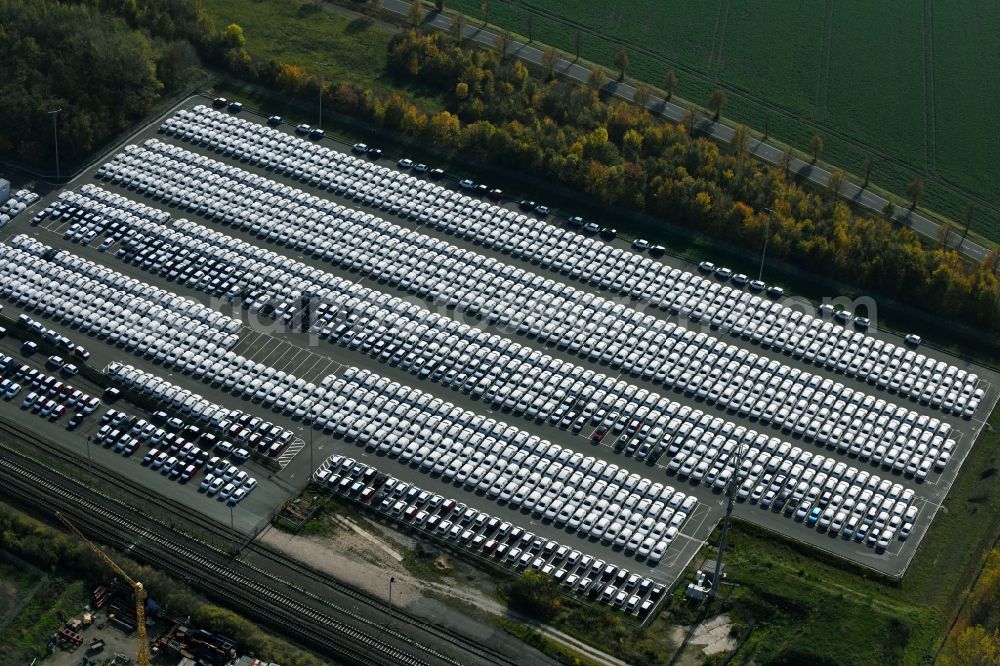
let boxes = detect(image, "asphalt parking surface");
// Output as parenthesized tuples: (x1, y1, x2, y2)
(0, 335, 290, 534)
(3, 93, 998, 585)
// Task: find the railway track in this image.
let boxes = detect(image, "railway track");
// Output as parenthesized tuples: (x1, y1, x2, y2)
(0, 451, 430, 666)
(0, 417, 522, 666)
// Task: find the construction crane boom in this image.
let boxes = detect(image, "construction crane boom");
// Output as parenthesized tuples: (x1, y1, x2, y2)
(57, 512, 150, 666)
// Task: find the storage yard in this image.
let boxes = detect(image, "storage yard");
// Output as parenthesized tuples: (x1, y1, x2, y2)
(1, 94, 997, 621)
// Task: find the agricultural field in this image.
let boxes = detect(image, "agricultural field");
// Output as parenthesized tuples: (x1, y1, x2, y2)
(447, 0, 1000, 242)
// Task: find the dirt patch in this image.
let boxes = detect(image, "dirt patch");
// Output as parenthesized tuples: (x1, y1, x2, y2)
(259, 522, 504, 614)
(669, 613, 738, 663)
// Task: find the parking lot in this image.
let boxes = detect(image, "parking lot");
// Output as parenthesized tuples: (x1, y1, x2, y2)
(1, 93, 997, 591)
(0, 334, 289, 533)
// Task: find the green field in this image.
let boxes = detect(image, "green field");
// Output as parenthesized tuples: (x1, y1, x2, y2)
(447, 0, 1000, 243)
(204, 0, 444, 111)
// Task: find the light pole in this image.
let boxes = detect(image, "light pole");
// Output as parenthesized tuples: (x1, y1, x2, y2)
(758, 206, 774, 281)
(48, 108, 62, 181)
(317, 63, 326, 129)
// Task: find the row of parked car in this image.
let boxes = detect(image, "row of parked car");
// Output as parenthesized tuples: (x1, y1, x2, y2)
(105, 363, 295, 458)
(159, 105, 983, 419)
(317, 365, 694, 563)
(2, 352, 101, 428)
(96, 405, 258, 504)
(3, 238, 236, 355)
(16, 312, 92, 363)
(0, 188, 39, 228)
(315, 455, 666, 616)
(90, 139, 965, 480)
(40, 184, 169, 228)
(31, 183, 928, 549)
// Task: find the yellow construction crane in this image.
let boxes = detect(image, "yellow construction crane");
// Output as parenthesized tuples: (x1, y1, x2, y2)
(56, 512, 151, 666)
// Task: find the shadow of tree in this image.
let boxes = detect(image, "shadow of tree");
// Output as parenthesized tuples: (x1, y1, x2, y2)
(296, 1, 322, 18)
(346, 16, 374, 34)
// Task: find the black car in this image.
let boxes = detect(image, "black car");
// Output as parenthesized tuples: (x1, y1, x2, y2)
(228, 101, 243, 113)
(599, 227, 617, 240)
(567, 216, 585, 228)
(487, 188, 503, 201)
(267, 115, 282, 126)
(648, 244, 666, 257)
(309, 128, 325, 140)
(428, 167, 445, 179)
(519, 199, 537, 211)
(475, 183, 489, 197)
(367, 147, 383, 159)
(212, 97, 228, 108)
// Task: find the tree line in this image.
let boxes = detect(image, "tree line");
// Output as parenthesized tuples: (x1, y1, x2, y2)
(0, 0, 232, 173)
(237, 28, 1000, 334)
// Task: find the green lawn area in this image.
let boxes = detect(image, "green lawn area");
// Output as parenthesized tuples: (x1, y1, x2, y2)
(202, 0, 443, 111)
(931, 0, 1000, 219)
(446, 0, 1000, 243)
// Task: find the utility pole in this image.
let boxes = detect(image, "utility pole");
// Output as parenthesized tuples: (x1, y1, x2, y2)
(388, 576, 395, 627)
(48, 108, 62, 181)
(758, 207, 773, 281)
(86, 434, 93, 484)
(710, 443, 745, 601)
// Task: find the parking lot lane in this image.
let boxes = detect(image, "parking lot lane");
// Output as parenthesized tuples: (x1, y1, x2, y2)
(283, 347, 315, 378)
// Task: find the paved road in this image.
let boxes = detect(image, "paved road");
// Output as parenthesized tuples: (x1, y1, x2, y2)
(375, 0, 991, 263)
